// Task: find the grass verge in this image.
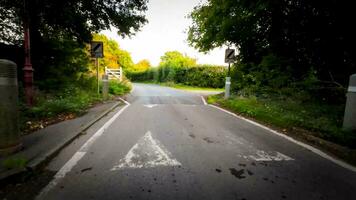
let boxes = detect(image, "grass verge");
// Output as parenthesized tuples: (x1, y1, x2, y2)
(20, 80, 131, 134)
(134, 81, 224, 92)
(163, 82, 224, 92)
(208, 94, 356, 149)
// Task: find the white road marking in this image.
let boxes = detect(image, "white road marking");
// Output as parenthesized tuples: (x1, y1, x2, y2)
(111, 131, 181, 170)
(54, 152, 86, 178)
(221, 130, 293, 161)
(36, 99, 130, 199)
(144, 104, 158, 108)
(119, 97, 130, 105)
(249, 151, 294, 161)
(209, 104, 356, 172)
(201, 96, 207, 105)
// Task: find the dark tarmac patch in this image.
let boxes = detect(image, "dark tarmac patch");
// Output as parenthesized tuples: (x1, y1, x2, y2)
(0, 170, 55, 200)
(229, 168, 246, 179)
(189, 133, 196, 138)
(215, 168, 222, 173)
(81, 167, 93, 173)
(203, 137, 215, 144)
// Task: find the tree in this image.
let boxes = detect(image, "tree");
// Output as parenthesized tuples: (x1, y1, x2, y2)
(1, 0, 148, 44)
(159, 51, 196, 68)
(188, 0, 356, 85)
(132, 59, 151, 72)
(0, 0, 147, 89)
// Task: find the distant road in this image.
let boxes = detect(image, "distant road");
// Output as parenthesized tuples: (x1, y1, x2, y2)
(38, 83, 356, 200)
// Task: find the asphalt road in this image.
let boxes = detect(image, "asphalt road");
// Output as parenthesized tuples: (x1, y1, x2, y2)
(38, 83, 356, 200)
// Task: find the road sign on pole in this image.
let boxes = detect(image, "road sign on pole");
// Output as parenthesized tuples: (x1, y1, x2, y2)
(225, 48, 235, 64)
(91, 41, 104, 58)
(91, 41, 104, 95)
(224, 48, 235, 99)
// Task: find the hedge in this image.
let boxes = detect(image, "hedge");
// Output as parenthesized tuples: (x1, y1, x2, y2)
(126, 65, 227, 88)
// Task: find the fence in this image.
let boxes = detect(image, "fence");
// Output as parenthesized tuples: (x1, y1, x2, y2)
(105, 67, 123, 81)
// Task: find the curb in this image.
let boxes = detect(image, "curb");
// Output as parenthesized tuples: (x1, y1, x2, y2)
(0, 100, 122, 182)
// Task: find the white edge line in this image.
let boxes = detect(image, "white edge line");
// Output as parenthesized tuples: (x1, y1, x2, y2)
(201, 96, 207, 105)
(208, 104, 356, 172)
(36, 103, 130, 199)
(119, 97, 130, 105)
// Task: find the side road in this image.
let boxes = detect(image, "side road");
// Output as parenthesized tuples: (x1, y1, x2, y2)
(0, 100, 125, 181)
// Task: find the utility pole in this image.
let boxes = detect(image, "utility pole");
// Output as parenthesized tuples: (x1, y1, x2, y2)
(23, 0, 34, 106)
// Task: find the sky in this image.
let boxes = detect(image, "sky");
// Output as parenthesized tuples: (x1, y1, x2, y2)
(101, 0, 226, 66)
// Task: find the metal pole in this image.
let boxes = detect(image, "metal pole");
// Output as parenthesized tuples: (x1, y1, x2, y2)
(224, 63, 231, 99)
(102, 74, 109, 100)
(96, 58, 99, 94)
(23, 0, 34, 106)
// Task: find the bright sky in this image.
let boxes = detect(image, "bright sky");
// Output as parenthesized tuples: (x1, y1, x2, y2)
(101, 0, 226, 66)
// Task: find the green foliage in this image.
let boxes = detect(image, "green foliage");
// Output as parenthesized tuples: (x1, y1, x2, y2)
(1, 0, 147, 96)
(159, 51, 196, 68)
(188, 0, 356, 88)
(35, 38, 91, 91)
(208, 94, 356, 148)
(1, 0, 148, 45)
(126, 65, 226, 88)
(27, 86, 101, 119)
(108, 80, 131, 96)
(130, 59, 151, 72)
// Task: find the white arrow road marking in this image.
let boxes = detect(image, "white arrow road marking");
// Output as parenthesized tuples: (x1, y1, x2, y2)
(249, 150, 294, 161)
(111, 131, 181, 170)
(143, 104, 158, 108)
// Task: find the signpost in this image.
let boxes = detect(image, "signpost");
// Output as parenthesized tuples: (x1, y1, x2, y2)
(90, 41, 104, 94)
(224, 48, 235, 99)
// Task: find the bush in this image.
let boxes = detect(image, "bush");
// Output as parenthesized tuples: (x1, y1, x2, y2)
(27, 86, 101, 119)
(126, 65, 226, 88)
(108, 80, 131, 95)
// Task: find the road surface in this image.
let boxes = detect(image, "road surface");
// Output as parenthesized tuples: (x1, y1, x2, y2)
(38, 83, 356, 200)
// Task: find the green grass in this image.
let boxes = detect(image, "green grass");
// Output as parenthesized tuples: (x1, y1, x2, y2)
(2, 157, 28, 169)
(208, 94, 356, 148)
(24, 87, 102, 119)
(134, 81, 224, 92)
(165, 83, 224, 92)
(20, 80, 131, 133)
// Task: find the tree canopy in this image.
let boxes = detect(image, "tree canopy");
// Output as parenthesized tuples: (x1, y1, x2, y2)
(0, 0, 147, 90)
(131, 59, 151, 72)
(0, 0, 148, 45)
(188, 0, 356, 85)
(159, 51, 196, 68)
